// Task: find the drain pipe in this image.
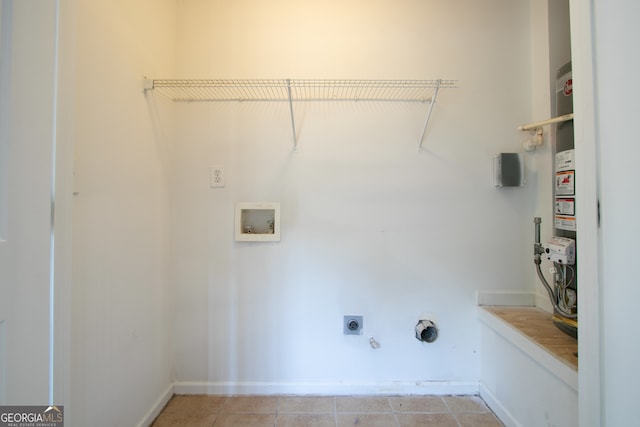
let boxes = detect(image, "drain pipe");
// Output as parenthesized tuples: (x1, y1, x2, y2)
(533, 218, 577, 319)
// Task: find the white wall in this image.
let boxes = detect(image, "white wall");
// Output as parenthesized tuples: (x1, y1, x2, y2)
(0, 0, 57, 404)
(167, 0, 539, 394)
(69, 0, 176, 425)
(591, 0, 640, 424)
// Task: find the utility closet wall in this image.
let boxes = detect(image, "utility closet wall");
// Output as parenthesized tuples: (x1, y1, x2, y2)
(166, 0, 538, 394)
(70, 0, 177, 426)
(0, 0, 57, 404)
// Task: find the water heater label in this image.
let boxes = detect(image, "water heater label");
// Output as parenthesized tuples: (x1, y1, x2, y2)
(555, 215, 577, 232)
(556, 149, 575, 172)
(556, 170, 575, 196)
(555, 198, 575, 216)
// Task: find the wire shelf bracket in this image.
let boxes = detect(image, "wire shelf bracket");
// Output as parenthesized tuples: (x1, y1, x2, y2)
(143, 77, 456, 148)
(418, 79, 441, 149)
(285, 79, 298, 147)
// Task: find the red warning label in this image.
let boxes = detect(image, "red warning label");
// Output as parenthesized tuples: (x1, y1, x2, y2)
(563, 78, 573, 96)
(556, 170, 575, 196)
(555, 198, 575, 216)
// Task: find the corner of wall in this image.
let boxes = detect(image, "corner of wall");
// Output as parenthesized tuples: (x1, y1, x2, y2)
(135, 384, 174, 427)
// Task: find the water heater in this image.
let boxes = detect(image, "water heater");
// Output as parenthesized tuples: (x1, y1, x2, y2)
(552, 62, 578, 336)
(531, 63, 577, 338)
(553, 64, 576, 274)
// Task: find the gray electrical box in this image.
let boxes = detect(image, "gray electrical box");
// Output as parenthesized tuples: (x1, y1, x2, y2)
(494, 153, 524, 187)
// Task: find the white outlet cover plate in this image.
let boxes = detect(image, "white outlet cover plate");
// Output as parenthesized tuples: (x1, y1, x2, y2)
(210, 165, 225, 187)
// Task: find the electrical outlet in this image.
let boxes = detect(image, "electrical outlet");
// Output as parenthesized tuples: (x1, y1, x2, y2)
(210, 165, 225, 187)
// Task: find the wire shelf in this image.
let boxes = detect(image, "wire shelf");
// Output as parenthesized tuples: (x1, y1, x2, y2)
(143, 78, 456, 148)
(146, 78, 456, 103)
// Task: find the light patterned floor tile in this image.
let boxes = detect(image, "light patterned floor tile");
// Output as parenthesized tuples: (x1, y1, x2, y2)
(396, 413, 458, 427)
(150, 394, 504, 427)
(456, 412, 504, 427)
(222, 396, 279, 413)
(151, 412, 216, 427)
(389, 396, 448, 413)
(335, 397, 392, 413)
(213, 412, 276, 427)
(162, 395, 226, 415)
(278, 396, 335, 413)
(336, 413, 398, 427)
(443, 395, 489, 413)
(276, 413, 336, 427)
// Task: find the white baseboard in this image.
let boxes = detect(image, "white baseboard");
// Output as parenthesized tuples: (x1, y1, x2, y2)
(136, 383, 174, 427)
(173, 380, 479, 396)
(479, 383, 522, 427)
(476, 290, 536, 307)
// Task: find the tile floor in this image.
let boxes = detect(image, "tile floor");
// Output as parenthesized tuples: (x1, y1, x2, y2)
(151, 394, 503, 427)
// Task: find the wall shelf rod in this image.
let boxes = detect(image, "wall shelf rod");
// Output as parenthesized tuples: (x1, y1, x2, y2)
(517, 113, 574, 131)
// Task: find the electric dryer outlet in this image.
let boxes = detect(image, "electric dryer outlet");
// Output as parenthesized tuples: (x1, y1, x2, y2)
(343, 315, 363, 335)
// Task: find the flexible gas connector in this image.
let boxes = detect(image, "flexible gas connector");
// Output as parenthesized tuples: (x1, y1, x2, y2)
(533, 218, 577, 319)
